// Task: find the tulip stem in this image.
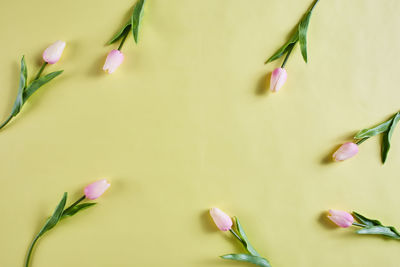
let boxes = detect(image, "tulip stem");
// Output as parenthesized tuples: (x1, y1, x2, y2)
(229, 229, 244, 244)
(355, 137, 369, 145)
(62, 195, 86, 216)
(352, 222, 367, 228)
(25, 234, 40, 267)
(281, 44, 295, 68)
(0, 114, 13, 130)
(34, 62, 48, 81)
(118, 32, 129, 51)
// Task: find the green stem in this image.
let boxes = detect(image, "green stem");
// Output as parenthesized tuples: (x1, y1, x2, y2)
(117, 31, 129, 51)
(25, 235, 40, 267)
(34, 62, 48, 81)
(229, 229, 244, 244)
(355, 137, 369, 145)
(24, 195, 86, 267)
(352, 222, 367, 228)
(62, 195, 86, 216)
(281, 43, 295, 68)
(0, 114, 13, 130)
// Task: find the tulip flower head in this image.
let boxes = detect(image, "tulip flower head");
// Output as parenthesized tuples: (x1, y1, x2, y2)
(103, 49, 124, 74)
(328, 209, 354, 228)
(42, 40, 66, 64)
(269, 67, 287, 92)
(332, 142, 359, 162)
(84, 179, 111, 200)
(210, 207, 233, 231)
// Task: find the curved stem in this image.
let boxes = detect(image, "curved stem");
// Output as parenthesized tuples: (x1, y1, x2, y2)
(34, 62, 48, 81)
(117, 32, 129, 51)
(0, 114, 13, 130)
(25, 234, 40, 267)
(281, 43, 295, 68)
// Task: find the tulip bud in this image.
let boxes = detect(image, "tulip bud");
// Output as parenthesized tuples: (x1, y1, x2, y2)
(42, 40, 66, 64)
(332, 142, 359, 162)
(103, 49, 124, 74)
(84, 179, 111, 200)
(327, 209, 354, 228)
(269, 68, 287, 92)
(210, 208, 233, 231)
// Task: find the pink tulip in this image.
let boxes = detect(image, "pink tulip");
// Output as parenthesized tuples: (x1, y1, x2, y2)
(269, 68, 287, 92)
(42, 40, 66, 64)
(84, 179, 111, 200)
(103, 49, 124, 74)
(332, 142, 359, 162)
(210, 208, 233, 231)
(327, 209, 354, 228)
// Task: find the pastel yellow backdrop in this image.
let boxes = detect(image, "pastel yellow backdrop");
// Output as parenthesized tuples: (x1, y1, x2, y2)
(0, 0, 399, 266)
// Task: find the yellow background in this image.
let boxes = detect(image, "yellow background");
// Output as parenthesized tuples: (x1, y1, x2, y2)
(1, 0, 400, 266)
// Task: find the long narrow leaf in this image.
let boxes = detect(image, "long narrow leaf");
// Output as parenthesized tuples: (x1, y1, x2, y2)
(353, 211, 400, 239)
(23, 70, 63, 101)
(298, 0, 320, 63)
(235, 217, 260, 257)
(61, 203, 96, 219)
(37, 193, 68, 237)
(131, 0, 146, 43)
(12, 56, 28, 116)
(0, 56, 28, 130)
(221, 254, 272, 267)
(381, 112, 400, 163)
(107, 22, 132, 45)
(298, 11, 312, 63)
(354, 118, 393, 139)
(265, 31, 298, 64)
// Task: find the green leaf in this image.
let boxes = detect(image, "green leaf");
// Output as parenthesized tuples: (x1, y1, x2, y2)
(0, 56, 28, 130)
(23, 70, 63, 101)
(10, 56, 27, 116)
(131, 0, 146, 44)
(381, 112, 400, 164)
(298, 11, 312, 63)
(354, 118, 393, 139)
(353, 212, 400, 240)
(221, 254, 272, 267)
(265, 31, 299, 64)
(298, 0, 319, 63)
(37, 193, 68, 237)
(353, 212, 381, 227)
(107, 21, 132, 45)
(234, 217, 260, 257)
(61, 203, 96, 219)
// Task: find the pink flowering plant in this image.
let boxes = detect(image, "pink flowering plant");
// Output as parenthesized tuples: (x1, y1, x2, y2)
(332, 111, 400, 163)
(103, 0, 146, 73)
(25, 179, 110, 267)
(328, 210, 400, 240)
(209, 208, 272, 267)
(265, 0, 320, 93)
(0, 41, 65, 130)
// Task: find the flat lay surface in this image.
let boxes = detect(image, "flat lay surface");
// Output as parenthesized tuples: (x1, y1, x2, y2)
(1, 0, 400, 266)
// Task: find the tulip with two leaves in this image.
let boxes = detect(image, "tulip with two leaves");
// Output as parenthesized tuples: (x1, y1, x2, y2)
(265, 0, 320, 93)
(327, 209, 400, 240)
(25, 179, 110, 267)
(209, 208, 272, 267)
(0, 41, 65, 130)
(103, 0, 146, 74)
(332, 111, 400, 163)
